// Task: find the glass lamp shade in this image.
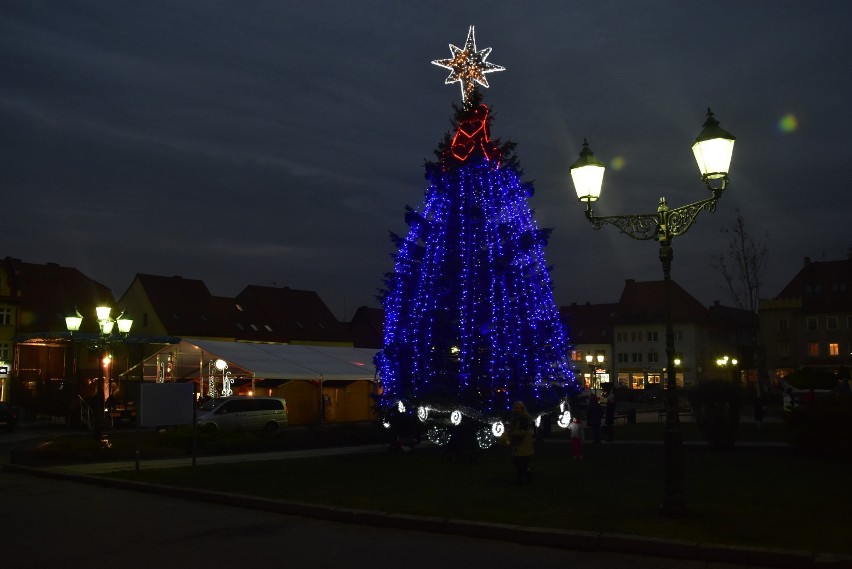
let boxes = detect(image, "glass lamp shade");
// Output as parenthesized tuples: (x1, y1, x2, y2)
(214, 359, 228, 371)
(596, 354, 605, 364)
(116, 314, 133, 334)
(65, 309, 83, 332)
(570, 140, 606, 202)
(692, 109, 735, 180)
(100, 320, 115, 335)
(95, 306, 112, 321)
(585, 354, 593, 364)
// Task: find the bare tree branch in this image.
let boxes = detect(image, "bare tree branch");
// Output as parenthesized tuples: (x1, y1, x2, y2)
(709, 209, 769, 313)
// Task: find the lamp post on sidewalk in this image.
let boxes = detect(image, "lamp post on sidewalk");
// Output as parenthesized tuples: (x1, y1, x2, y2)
(585, 353, 605, 393)
(65, 306, 133, 439)
(569, 109, 736, 516)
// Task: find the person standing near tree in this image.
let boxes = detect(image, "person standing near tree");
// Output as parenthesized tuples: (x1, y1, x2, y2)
(568, 416, 584, 459)
(508, 401, 534, 485)
(587, 395, 602, 444)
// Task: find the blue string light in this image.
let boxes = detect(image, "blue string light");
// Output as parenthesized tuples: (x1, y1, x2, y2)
(376, 95, 579, 437)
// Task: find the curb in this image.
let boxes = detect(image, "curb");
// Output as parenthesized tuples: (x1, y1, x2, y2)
(4, 463, 850, 569)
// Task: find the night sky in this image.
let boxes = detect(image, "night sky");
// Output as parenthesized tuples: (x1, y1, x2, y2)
(2, 1, 850, 319)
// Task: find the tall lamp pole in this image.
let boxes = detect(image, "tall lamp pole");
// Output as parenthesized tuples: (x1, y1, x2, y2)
(585, 353, 605, 393)
(569, 109, 736, 516)
(65, 306, 133, 439)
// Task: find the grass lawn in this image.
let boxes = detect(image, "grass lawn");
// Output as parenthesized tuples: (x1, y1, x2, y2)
(102, 421, 851, 556)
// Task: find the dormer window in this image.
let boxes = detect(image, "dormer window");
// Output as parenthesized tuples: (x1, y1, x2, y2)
(250, 324, 259, 331)
(264, 325, 273, 332)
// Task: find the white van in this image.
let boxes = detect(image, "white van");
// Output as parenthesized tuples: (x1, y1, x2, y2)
(196, 396, 288, 432)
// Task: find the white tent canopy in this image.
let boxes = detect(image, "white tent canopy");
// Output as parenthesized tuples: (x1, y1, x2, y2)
(161, 339, 378, 382)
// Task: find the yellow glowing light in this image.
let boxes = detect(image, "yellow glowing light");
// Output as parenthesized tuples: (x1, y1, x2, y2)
(432, 26, 505, 103)
(778, 113, 798, 133)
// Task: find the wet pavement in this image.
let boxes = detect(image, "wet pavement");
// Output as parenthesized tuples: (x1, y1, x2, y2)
(1, 417, 842, 569)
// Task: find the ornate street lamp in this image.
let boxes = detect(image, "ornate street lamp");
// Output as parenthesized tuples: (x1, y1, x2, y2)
(569, 108, 735, 516)
(716, 355, 740, 384)
(66, 306, 134, 439)
(585, 353, 605, 392)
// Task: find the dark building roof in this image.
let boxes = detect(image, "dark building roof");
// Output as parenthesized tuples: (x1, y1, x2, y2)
(774, 257, 852, 312)
(559, 302, 618, 345)
(349, 306, 384, 348)
(617, 279, 709, 324)
(133, 274, 231, 338)
(2, 257, 114, 334)
(133, 274, 350, 343)
(235, 285, 350, 344)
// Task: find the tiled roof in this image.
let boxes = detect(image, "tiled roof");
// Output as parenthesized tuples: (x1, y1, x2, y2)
(134, 274, 227, 338)
(2, 257, 114, 334)
(559, 302, 618, 344)
(235, 285, 350, 343)
(349, 306, 384, 348)
(134, 274, 350, 343)
(774, 257, 852, 312)
(617, 279, 708, 324)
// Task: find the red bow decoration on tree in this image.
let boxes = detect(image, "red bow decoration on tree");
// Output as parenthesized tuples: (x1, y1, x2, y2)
(449, 104, 501, 164)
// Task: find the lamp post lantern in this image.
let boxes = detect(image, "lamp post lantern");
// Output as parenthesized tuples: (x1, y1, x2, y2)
(570, 108, 735, 516)
(66, 306, 134, 439)
(585, 353, 605, 393)
(716, 355, 740, 384)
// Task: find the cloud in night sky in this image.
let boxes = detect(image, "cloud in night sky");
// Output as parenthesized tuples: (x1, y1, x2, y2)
(2, 1, 851, 318)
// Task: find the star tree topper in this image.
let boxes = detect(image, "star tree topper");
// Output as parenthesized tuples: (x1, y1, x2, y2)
(432, 26, 505, 103)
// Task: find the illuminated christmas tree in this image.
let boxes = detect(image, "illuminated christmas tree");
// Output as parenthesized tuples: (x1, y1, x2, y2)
(375, 27, 579, 449)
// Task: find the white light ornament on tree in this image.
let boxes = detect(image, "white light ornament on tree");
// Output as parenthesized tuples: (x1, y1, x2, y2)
(432, 25, 505, 103)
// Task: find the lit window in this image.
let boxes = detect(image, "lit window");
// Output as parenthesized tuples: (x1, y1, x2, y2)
(829, 343, 839, 357)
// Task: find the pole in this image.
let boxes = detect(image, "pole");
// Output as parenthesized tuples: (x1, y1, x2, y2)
(659, 230, 686, 516)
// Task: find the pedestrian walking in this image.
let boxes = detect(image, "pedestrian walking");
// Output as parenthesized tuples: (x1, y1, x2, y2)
(508, 401, 534, 485)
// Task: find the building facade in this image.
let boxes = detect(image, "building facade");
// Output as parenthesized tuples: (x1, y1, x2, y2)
(759, 257, 852, 384)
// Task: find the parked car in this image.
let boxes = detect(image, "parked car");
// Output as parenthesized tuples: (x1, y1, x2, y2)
(196, 396, 288, 432)
(0, 402, 18, 432)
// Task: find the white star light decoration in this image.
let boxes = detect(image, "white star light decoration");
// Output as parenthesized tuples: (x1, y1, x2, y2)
(432, 26, 505, 103)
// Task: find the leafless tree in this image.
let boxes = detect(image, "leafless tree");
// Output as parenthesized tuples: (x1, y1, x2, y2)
(710, 209, 769, 313)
